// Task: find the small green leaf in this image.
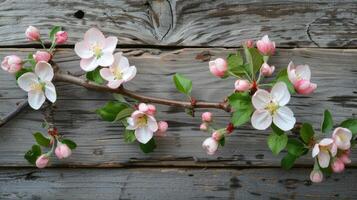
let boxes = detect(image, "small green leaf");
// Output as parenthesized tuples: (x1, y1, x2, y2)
(33, 132, 51, 147)
(275, 69, 295, 94)
(124, 129, 136, 143)
(286, 138, 306, 157)
(15, 68, 32, 80)
(113, 94, 128, 103)
(243, 47, 264, 76)
(27, 53, 36, 67)
(228, 92, 251, 110)
(267, 132, 288, 155)
(24, 145, 42, 165)
(281, 153, 297, 170)
(231, 106, 253, 127)
(114, 107, 134, 122)
(49, 26, 62, 41)
(139, 138, 156, 153)
(321, 110, 333, 134)
(218, 136, 225, 147)
(340, 119, 357, 136)
(173, 73, 192, 96)
(86, 67, 104, 84)
(271, 124, 284, 135)
(300, 123, 315, 144)
(96, 101, 131, 122)
(227, 52, 245, 76)
(61, 139, 77, 149)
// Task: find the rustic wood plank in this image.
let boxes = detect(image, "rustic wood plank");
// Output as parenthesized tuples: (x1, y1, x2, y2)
(0, 168, 356, 200)
(0, 0, 356, 47)
(0, 48, 356, 167)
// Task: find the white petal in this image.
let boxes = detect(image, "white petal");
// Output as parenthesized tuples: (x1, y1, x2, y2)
(135, 127, 153, 144)
(271, 82, 290, 106)
(28, 90, 45, 110)
(251, 110, 272, 130)
(103, 36, 118, 53)
(312, 144, 320, 158)
(330, 143, 338, 157)
(273, 106, 296, 131)
(107, 80, 124, 89)
(287, 61, 298, 84)
(84, 27, 105, 46)
(35, 62, 54, 82)
(262, 35, 270, 42)
(80, 57, 98, 72)
(295, 64, 311, 81)
(126, 117, 136, 130)
(252, 89, 271, 109)
(122, 66, 137, 82)
(44, 81, 56, 103)
(147, 115, 158, 132)
(112, 52, 123, 67)
(17, 72, 38, 92)
(118, 55, 130, 69)
(74, 41, 93, 59)
(97, 53, 114, 67)
(318, 151, 330, 168)
(100, 68, 115, 82)
(319, 138, 334, 146)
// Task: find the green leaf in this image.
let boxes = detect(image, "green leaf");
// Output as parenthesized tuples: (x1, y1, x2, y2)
(243, 47, 264, 76)
(286, 138, 306, 157)
(228, 92, 252, 109)
(15, 68, 32, 80)
(231, 106, 253, 127)
(114, 107, 134, 122)
(185, 108, 194, 117)
(96, 101, 131, 122)
(24, 144, 42, 165)
(139, 138, 156, 153)
(113, 94, 128, 103)
(271, 124, 284, 135)
(49, 26, 62, 41)
(218, 136, 225, 147)
(124, 129, 136, 143)
(321, 110, 333, 134)
(227, 52, 245, 76)
(275, 69, 295, 94)
(86, 67, 104, 84)
(173, 73, 192, 96)
(300, 123, 315, 144)
(281, 153, 297, 170)
(340, 119, 357, 136)
(267, 132, 288, 155)
(27, 53, 36, 67)
(33, 132, 51, 147)
(61, 139, 77, 149)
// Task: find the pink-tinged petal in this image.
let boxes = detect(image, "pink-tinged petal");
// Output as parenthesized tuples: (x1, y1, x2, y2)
(318, 151, 331, 168)
(131, 110, 145, 119)
(295, 64, 311, 81)
(333, 127, 352, 150)
(271, 82, 290, 106)
(44, 81, 56, 103)
(287, 61, 297, 84)
(319, 138, 334, 146)
(147, 115, 158, 132)
(295, 80, 317, 95)
(273, 106, 296, 131)
(103, 36, 118, 53)
(262, 35, 270, 42)
(122, 66, 137, 82)
(84, 27, 105, 45)
(35, 61, 54, 82)
(251, 110, 272, 130)
(126, 117, 136, 130)
(97, 53, 114, 67)
(80, 57, 98, 72)
(118, 54, 130, 69)
(17, 72, 38, 92)
(312, 144, 320, 158)
(28, 90, 45, 110)
(252, 89, 271, 109)
(135, 127, 153, 144)
(107, 80, 124, 89)
(99, 68, 115, 82)
(330, 143, 338, 157)
(112, 52, 122, 67)
(202, 137, 219, 155)
(74, 41, 93, 59)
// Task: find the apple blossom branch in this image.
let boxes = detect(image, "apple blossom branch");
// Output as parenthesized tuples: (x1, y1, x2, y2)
(0, 100, 28, 127)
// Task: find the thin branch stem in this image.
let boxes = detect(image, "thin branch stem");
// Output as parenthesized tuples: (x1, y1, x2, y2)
(0, 100, 29, 127)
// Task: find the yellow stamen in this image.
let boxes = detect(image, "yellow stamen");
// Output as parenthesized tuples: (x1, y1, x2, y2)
(113, 65, 123, 80)
(91, 43, 103, 59)
(30, 83, 43, 91)
(136, 116, 148, 127)
(266, 102, 279, 115)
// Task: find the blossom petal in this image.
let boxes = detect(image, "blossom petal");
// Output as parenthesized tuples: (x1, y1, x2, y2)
(84, 27, 105, 46)
(273, 106, 296, 131)
(135, 127, 153, 144)
(97, 53, 114, 67)
(99, 68, 115, 82)
(295, 64, 311, 81)
(80, 57, 98, 72)
(147, 115, 158, 132)
(74, 41, 93, 59)
(28, 90, 45, 110)
(17, 72, 38, 92)
(271, 82, 290, 106)
(251, 110, 272, 130)
(312, 144, 320, 158)
(318, 151, 330, 168)
(103, 36, 118, 53)
(119, 55, 130, 69)
(319, 138, 334, 146)
(333, 127, 352, 150)
(252, 89, 271, 109)
(126, 117, 135, 130)
(122, 66, 137, 82)
(44, 81, 56, 103)
(287, 61, 297, 84)
(107, 80, 124, 89)
(35, 61, 54, 82)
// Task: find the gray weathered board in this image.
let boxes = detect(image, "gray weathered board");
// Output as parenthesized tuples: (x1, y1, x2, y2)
(0, 0, 357, 199)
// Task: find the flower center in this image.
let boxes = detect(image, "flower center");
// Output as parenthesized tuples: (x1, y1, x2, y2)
(30, 82, 44, 91)
(136, 116, 148, 127)
(113, 66, 123, 80)
(266, 102, 279, 115)
(91, 43, 103, 59)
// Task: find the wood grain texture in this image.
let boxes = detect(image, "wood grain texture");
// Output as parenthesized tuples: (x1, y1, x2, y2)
(0, 48, 356, 167)
(0, 168, 356, 200)
(0, 0, 356, 47)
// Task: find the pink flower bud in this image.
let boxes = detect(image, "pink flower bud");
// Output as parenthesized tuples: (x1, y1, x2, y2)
(138, 103, 149, 112)
(234, 79, 251, 92)
(244, 40, 254, 48)
(294, 79, 317, 95)
(33, 51, 52, 63)
(1, 55, 22, 74)
(260, 63, 275, 77)
(25, 26, 40, 41)
(209, 58, 228, 78)
(202, 137, 219, 155)
(309, 169, 323, 183)
(340, 153, 351, 164)
(200, 123, 208, 131)
(147, 104, 156, 115)
(331, 158, 345, 173)
(55, 142, 72, 159)
(155, 121, 168, 137)
(201, 112, 213, 122)
(55, 31, 68, 44)
(212, 131, 223, 141)
(256, 35, 275, 56)
(35, 154, 49, 168)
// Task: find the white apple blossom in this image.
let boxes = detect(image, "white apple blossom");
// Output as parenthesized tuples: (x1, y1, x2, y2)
(17, 62, 56, 110)
(99, 52, 136, 89)
(312, 138, 337, 168)
(251, 82, 296, 131)
(126, 110, 158, 144)
(332, 127, 352, 150)
(74, 27, 118, 72)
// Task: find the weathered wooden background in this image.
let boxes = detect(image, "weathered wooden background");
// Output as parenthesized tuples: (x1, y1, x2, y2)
(0, 0, 356, 199)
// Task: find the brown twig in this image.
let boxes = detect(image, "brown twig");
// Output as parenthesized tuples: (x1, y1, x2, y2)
(0, 100, 29, 127)
(54, 72, 231, 112)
